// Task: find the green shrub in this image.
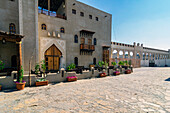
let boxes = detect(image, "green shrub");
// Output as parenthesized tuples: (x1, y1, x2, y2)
(67, 63, 76, 70)
(104, 60, 108, 67)
(36, 78, 47, 82)
(19, 66, 24, 83)
(123, 60, 128, 65)
(129, 60, 132, 65)
(118, 61, 124, 66)
(41, 60, 46, 73)
(0, 60, 4, 71)
(98, 61, 104, 67)
(111, 62, 117, 66)
(35, 64, 40, 75)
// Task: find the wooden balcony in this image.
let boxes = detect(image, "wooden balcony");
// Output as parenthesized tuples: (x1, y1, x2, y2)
(80, 44, 95, 51)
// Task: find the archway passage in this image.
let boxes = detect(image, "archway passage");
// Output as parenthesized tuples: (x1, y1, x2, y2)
(45, 44, 62, 71)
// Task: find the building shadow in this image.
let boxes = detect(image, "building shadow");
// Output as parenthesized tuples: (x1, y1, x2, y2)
(1, 89, 19, 93)
(165, 78, 170, 81)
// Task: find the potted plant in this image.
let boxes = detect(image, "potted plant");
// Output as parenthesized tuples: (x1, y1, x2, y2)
(35, 63, 40, 75)
(0, 85, 2, 91)
(125, 69, 131, 74)
(15, 66, 26, 90)
(112, 62, 117, 66)
(67, 76, 77, 82)
(89, 64, 95, 69)
(110, 62, 117, 69)
(99, 73, 106, 77)
(113, 71, 120, 76)
(67, 63, 76, 72)
(36, 78, 48, 86)
(118, 61, 124, 66)
(36, 60, 48, 86)
(98, 61, 104, 71)
(0, 60, 4, 72)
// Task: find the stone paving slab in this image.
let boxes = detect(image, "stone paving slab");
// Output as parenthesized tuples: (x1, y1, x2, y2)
(0, 67, 170, 113)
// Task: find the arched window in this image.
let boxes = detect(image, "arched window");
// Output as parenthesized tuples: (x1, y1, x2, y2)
(60, 27, 65, 33)
(74, 35, 78, 43)
(93, 58, 96, 65)
(94, 38, 97, 45)
(112, 50, 117, 58)
(9, 23, 16, 33)
(74, 57, 78, 66)
(41, 24, 46, 30)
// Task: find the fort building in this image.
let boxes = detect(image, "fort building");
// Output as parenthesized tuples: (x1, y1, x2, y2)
(0, 0, 112, 73)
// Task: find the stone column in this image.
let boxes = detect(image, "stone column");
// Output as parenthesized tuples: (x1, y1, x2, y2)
(123, 50, 125, 59)
(16, 41, 22, 82)
(128, 51, 130, 59)
(117, 50, 119, 58)
(148, 53, 150, 60)
(110, 48, 113, 58)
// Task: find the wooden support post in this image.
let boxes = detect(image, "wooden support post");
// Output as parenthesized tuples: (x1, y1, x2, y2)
(48, 0, 50, 15)
(16, 41, 22, 82)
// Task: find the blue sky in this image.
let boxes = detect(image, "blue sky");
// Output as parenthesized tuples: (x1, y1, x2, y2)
(78, 0, 170, 50)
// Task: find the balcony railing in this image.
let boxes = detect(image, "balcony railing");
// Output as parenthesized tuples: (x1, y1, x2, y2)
(80, 44, 95, 51)
(38, 8, 67, 20)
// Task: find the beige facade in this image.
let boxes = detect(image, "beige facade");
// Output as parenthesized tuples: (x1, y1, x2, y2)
(0, 0, 112, 72)
(111, 42, 170, 67)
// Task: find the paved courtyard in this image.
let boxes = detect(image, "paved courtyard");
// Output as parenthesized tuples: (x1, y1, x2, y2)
(0, 67, 170, 113)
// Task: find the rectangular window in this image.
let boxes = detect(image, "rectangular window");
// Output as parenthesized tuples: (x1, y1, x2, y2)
(81, 38, 85, 44)
(80, 12, 84, 17)
(72, 9, 76, 14)
(88, 39, 92, 45)
(96, 17, 99, 21)
(89, 15, 92, 19)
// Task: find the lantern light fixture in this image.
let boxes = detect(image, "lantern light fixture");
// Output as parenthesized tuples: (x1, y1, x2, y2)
(2, 38, 6, 44)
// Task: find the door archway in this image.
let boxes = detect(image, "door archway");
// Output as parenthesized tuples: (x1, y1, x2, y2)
(45, 44, 62, 71)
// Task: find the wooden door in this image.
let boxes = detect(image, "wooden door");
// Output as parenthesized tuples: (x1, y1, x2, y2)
(45, 45, 62, 71)
(103, 49, 109, 63)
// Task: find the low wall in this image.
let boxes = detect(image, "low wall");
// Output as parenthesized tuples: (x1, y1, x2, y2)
(0, 67, 133, 90)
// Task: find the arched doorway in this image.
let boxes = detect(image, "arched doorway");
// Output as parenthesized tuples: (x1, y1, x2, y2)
(45, 45, 62, 71)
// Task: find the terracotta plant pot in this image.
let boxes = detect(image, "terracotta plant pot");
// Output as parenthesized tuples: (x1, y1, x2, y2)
(16, 82, 26, 90)
(36, 81, 48, 86)
(113, 71, 120, 76)
(67, 76, 78, 82)
(0, 85, 2, 91)
(125, 69, 131, 74)
(89, 64, 95, 68)
(99, 73, 106, 77)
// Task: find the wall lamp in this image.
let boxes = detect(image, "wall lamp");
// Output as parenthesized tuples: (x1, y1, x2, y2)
(2, 38, 6, 44)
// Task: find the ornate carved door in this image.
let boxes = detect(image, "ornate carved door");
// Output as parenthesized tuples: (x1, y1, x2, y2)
(45, 45, 62, 71)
